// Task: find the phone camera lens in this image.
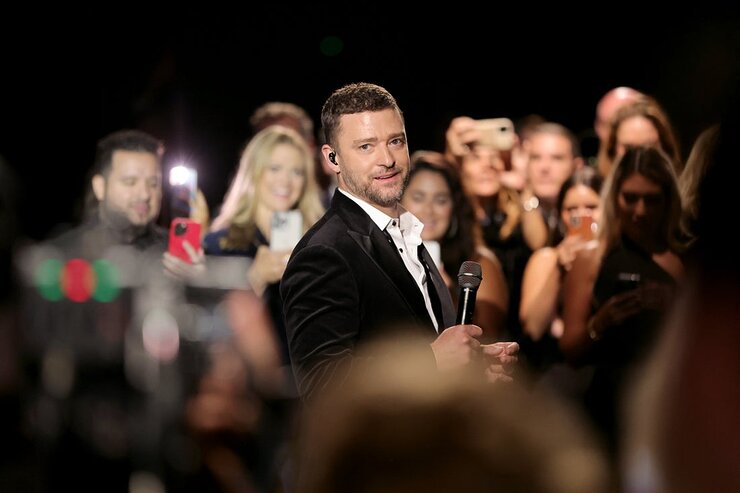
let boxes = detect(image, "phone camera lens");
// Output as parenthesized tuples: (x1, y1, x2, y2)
(174, 223, 188, 236)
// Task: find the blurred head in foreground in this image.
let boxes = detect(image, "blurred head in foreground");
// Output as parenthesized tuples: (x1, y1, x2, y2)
(295, 334, 610, 493)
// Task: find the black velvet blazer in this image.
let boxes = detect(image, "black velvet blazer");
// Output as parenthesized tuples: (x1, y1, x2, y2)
(280, 191, 456, 399)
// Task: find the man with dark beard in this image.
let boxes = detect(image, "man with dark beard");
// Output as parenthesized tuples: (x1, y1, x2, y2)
(19, 130, 203, 491)
(50, 130, 179, 260)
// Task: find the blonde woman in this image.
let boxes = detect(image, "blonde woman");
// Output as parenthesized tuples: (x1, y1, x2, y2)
(204, 126, 324, 365)
(206, 126, 323, 288)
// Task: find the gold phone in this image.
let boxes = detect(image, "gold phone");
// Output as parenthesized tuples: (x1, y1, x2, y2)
(474, 118, 515, 151)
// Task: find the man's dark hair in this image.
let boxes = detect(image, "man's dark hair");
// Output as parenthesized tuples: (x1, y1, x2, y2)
(93, 129, 164, 177)
(321, 83, 402, 149)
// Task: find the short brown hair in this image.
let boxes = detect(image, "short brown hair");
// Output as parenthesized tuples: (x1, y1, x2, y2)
(320, 82, 402, 149)
(94, 129, 163, 177)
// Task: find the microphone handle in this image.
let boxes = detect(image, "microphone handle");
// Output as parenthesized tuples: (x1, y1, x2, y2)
(456, 287, 477, 325)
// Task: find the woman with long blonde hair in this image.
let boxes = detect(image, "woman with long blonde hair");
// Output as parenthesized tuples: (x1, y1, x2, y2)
(204, 125, 324, 368)
(209, 126, 324, 252)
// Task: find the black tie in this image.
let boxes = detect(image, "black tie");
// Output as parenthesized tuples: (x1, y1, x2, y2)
(418, 244, 445, 330)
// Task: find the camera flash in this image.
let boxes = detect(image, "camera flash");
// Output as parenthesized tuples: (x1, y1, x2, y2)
(169, 165, 194, 186)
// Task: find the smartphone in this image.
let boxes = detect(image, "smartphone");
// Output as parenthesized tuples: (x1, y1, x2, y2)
(270, 210, 303, 251)
(475, 118, 515, 151)
(168, 218, 201, 263)
(169, 164, 198, 219)
(616, 272, 642, 293)
(567, 215, 597, 240)
(423, 240, 442, 268)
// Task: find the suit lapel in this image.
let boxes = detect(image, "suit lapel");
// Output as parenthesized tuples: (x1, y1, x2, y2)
(334, 192, 436, 329)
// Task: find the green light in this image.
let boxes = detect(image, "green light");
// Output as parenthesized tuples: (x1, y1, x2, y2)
(36, 258, 64, 301)
(320, 36, 344, 57)
(92, 259, 120, 302)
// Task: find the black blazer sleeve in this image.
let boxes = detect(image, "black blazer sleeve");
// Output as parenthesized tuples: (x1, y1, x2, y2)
(281, 242, 361, 400)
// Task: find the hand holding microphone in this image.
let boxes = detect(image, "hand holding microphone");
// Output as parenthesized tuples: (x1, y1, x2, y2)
(431, 261, 483, 371)
(455, 258, 519, 382)
(432, 260, 520, 381)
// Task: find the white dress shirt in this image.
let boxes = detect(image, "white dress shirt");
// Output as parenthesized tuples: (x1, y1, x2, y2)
(338, 188, 439, 331)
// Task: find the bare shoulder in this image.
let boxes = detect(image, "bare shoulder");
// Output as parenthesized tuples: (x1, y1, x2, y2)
(476, 245, 502, 269)
(654, 249, 686, 281)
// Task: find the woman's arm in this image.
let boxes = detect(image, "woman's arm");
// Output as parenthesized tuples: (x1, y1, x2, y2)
(248, 245, 290, 297)
(518, 189, 549, 251)
(519, 247, 560, 341)
(560, 244, 602, 364)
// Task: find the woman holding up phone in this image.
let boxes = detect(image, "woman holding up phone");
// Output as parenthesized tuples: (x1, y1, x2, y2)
(187, 126, 324, 491)
(206, 126, 324, 292)
(520, 167, 603, 345)
(401, 151, 508, 342)
(204, 126, 324, 365)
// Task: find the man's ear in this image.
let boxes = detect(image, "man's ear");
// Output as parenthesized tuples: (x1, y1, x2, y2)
(321, 144, 340, 174)
(92, 174, 106, 201)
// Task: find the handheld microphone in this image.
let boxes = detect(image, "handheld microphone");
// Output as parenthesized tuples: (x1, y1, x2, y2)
(456, 261, 482, 325)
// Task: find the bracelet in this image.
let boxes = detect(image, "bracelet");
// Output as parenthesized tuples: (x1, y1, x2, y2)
(522, 196, 540, 212)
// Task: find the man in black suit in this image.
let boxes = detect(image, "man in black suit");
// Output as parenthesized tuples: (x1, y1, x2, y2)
(281, 83, 518, 400)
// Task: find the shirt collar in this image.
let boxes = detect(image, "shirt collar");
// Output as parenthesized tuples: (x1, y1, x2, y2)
(398, 208, 424, 247)
(338, 188, 424, 241)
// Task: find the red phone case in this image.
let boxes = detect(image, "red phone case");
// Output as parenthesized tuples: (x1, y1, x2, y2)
(168, 218, 201, 263)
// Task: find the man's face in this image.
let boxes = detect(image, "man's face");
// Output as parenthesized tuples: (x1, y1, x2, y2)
(331, 109, 410, 215)
(526, 133, 577, 203)
(95, 150, 162, 227)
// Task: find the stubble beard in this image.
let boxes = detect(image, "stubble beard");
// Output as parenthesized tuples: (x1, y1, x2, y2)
(343, 167, 410, 208)
(99, 201, 155, 241)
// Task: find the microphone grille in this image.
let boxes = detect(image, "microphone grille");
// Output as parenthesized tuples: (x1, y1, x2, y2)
(457, 261, 482, 289)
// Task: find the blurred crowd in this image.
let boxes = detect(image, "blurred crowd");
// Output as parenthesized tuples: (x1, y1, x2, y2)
(1, 86, 737, 493)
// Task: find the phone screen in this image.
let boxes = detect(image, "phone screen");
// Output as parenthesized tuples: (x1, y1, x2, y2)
(169, 165, 198, 219)
(615, 272, 641, 293)
(270, 211, 303, 251)
(567, 215, 596, 240)
(475, 118, 515, 151)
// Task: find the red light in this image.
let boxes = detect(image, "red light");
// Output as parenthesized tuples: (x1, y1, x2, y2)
(61, 259, 96, 302)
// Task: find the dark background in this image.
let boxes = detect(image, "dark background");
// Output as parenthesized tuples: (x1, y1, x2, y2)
(2, 5, 739, 241)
